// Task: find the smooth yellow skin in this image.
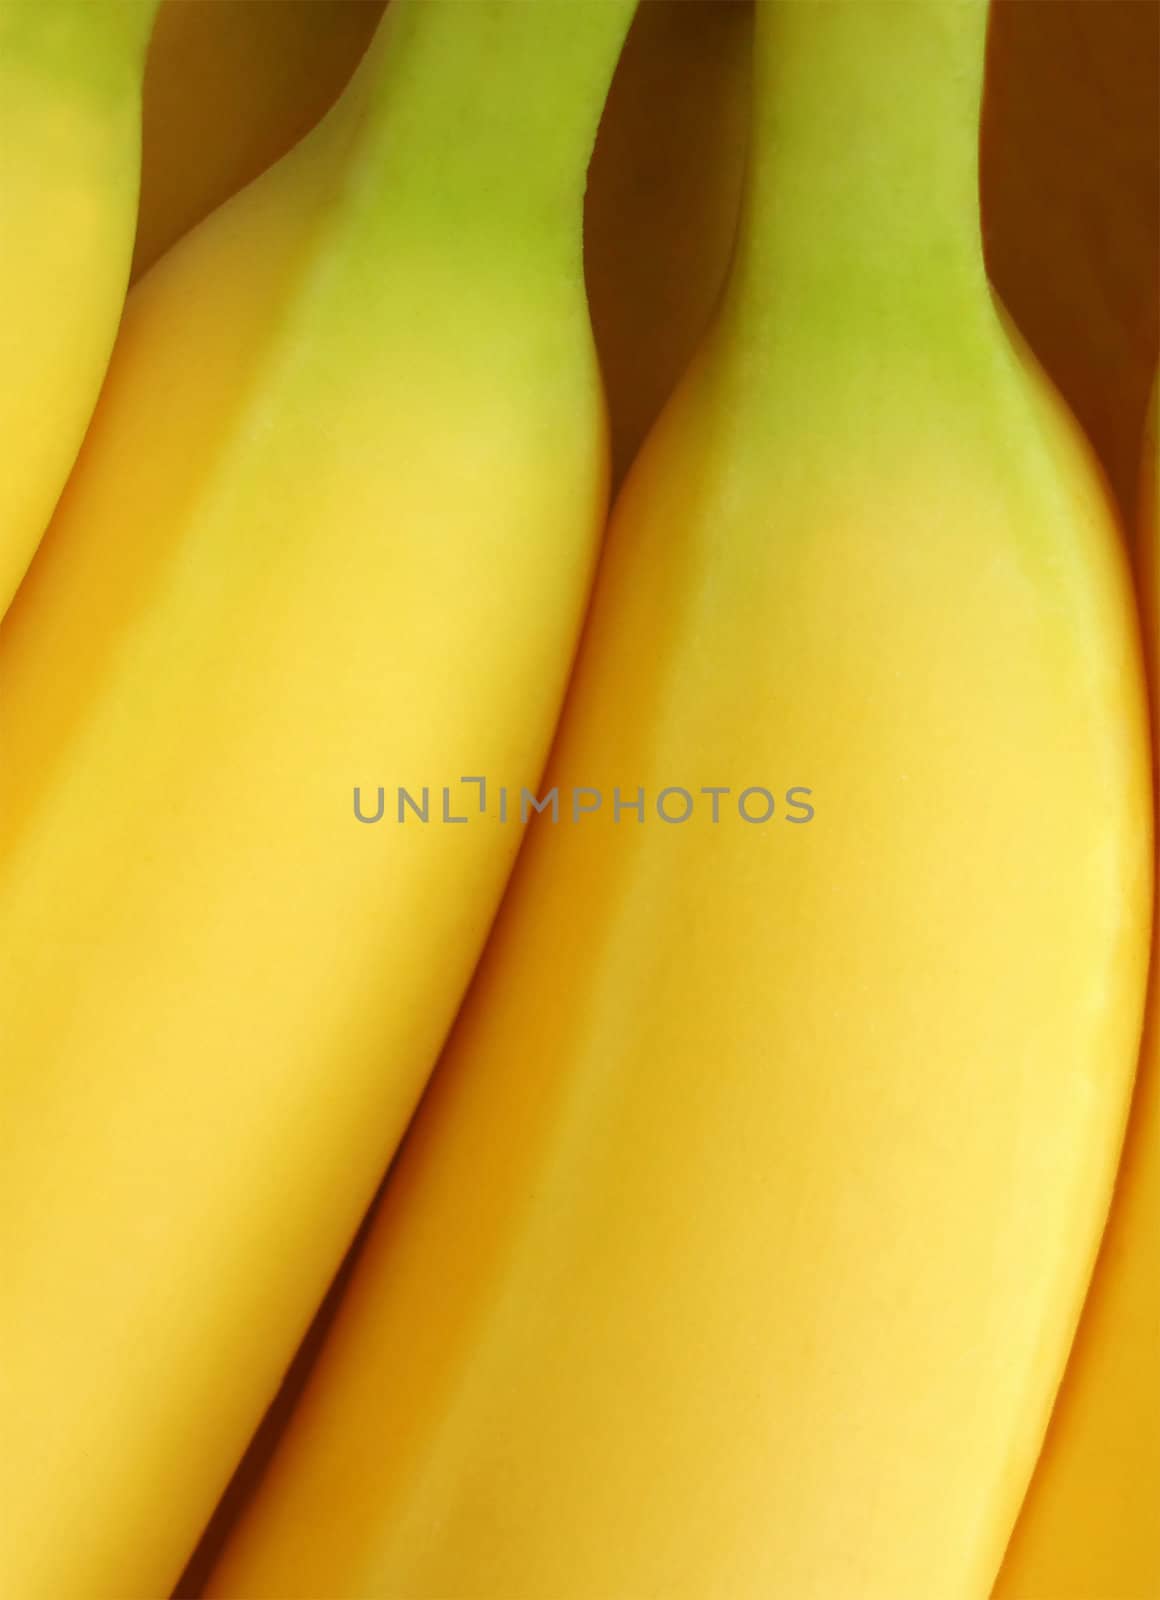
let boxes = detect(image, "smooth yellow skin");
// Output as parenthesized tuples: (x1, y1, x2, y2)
(0, 0, 157, 616)
(0, 1, 634, 1594)
(992, 381, 1160, 1600)
(132, 0, 384, 281)
(207, 5, 1152, 1598)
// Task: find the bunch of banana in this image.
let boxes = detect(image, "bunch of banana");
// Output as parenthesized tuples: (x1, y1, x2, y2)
(200, 2, 1153, 1597)
(2, 1, 1157, 1597)
(0, 0, 633, 1592)
(0, 0, 156, 612)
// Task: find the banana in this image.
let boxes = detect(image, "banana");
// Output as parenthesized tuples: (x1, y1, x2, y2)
(132, 0, 384, 281)
(991, 379, 1160, 1600)
(204, 3, 1152, 1597)
(0, 0, 157, 615)
(0, 1, 634, 1593)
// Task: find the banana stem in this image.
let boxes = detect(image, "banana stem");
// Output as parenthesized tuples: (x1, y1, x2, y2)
(731, 0, 991, 331)
(0, 0, 161, 73)
(98, 0, 162, 60)
(338, 0, 638, 243)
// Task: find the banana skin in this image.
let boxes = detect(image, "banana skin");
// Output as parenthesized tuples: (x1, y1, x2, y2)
(0, 1, 635, 1594)
(992, 380, 1160, 1600)
(0, 0, 159, 615)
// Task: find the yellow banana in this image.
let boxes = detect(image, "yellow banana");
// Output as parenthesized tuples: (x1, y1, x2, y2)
(0, 1, 634, 1593)
(991, 380, 1160, 1600)
(132, 0, 384, 281)
(0, 0, 157, 615)
(205, 3, 1152, 1597)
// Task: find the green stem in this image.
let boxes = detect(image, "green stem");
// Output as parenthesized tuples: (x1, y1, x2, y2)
(338, 0, 638, 243)
(98, 0, 161, 60)
(0, 0, 161, 74)
(729, 0, 991, 338)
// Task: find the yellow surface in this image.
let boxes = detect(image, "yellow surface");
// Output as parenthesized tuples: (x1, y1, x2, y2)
(206, 4, 1153, 1597)
(0, 1, 634, 1593)
(0, 0, 157, 615)
(992, 383, 1160, 1600)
